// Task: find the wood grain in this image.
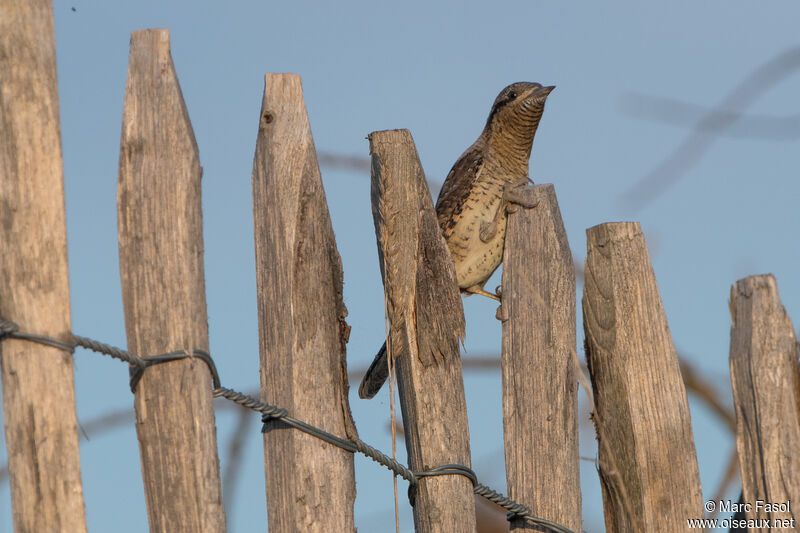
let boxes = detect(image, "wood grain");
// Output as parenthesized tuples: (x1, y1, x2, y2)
(729, 274, 800, 527)
(582, 222, 702, 532)
(252, 73, 357, 532)
(0, 1, 88, 531)
(368, 129, 474, 533)
(117, 29, 225, 532)
(500, 184, 581, 531)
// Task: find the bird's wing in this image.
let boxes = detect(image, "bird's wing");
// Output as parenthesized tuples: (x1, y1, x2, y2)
(434, 144, 484, 239)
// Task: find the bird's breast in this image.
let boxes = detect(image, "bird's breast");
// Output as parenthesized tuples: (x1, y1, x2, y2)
(444, 180, 507, 290)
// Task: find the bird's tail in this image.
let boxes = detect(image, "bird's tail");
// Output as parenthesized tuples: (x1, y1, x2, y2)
(358, 341, 388, 399)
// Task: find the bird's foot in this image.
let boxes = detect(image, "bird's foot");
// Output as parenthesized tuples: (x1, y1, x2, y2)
(503, 180, 539, 213)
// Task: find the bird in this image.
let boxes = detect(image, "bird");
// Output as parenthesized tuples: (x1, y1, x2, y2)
(358, 82, 555, 399)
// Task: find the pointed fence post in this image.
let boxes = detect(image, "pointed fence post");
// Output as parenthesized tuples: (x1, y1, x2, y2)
(582, 222, 703, 532)
(0, 1, 87, 531)
(368, 129, 475, 533)
(729, 274, 800, 528)
(117, 29, 225, 532)
(251, 73, 358, 532)
(500, 184, 581, 531)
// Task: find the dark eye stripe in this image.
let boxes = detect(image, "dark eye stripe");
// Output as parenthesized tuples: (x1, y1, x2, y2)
(488, 91, 517, 121)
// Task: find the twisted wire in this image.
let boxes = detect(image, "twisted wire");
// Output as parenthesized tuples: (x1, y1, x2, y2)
(0, 319, 575, 533)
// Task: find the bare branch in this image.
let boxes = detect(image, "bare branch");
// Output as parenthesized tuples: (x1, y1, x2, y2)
(620, 47, 800, 211)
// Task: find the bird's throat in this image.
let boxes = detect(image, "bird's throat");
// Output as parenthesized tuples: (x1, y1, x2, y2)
(485, 123, 538, 175)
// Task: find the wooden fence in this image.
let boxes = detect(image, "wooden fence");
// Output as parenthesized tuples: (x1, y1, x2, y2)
(1, 3, 798, 532)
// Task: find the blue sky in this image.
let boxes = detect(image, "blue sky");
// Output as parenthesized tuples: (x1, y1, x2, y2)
(2, 2, 799, 531)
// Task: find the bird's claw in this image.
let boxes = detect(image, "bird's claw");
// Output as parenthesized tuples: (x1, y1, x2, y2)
(503, 181, 539, 211)
(494, 285, 508, 321)
(495, 302, 509, 322)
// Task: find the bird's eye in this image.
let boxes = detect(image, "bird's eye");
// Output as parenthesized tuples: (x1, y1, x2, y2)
(508, 91, 517, 99)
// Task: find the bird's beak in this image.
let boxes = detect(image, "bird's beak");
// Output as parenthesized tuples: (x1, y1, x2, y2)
(536, 85, 556, 97)
(523, 84, 555, 102)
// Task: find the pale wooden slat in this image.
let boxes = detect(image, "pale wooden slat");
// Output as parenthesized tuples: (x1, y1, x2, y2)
(0, 1, 87, 530)
(729, 274, 800, 528)
(582, 222, 702, 532)
(118, 28, 225, 532)
(252, 73, 358, 532)
(368, 128, 475, 533)
(501, 184, 581, 530)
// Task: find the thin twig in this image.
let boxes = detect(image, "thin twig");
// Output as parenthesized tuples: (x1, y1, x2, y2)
(222, 407, 252, 529)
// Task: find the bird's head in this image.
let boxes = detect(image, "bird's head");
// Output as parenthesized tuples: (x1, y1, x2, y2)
(485, 82, 555, 131)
